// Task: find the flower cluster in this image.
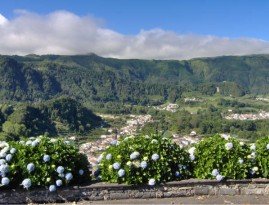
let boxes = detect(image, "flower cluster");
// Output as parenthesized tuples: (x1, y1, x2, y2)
(193, 135, 251, 179)
(0, 136, 90, 190)
(99, 134, 192, 185)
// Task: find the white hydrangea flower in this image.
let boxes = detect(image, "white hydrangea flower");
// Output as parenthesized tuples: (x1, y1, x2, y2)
(22, 178, 31, 189)
(238, 158, 244, 164)
(266, 143, 269, 150)
(225, 142, 233, 150)
(239, 142, 244, 146)
(112, 162, 120, 170)
(151, 153, 159, 161)
(212, 169, 219, 177)
(133, 160, 140, 168)
(151, 139, 158, 144)
(144, 135, 150, 139)
(0, 141, 9, 148)
(252, 167, 258, 172)
(250, 152, 256, 158)
(26, 140, 32, 146)
(97, 154, 104, 163)
(118, 169, 125, 177)
(126, 161, 132, 166)
(188, 147, 196, 155)
(250, 144, 256, 150)
(148, 178, 156, 186)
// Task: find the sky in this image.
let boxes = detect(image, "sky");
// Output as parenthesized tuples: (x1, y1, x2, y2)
(0, 0, 269, 59)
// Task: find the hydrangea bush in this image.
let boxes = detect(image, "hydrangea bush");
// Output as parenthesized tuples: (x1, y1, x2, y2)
(255, 136, 269, 178)
(99, 134, 192, 185)
(192, 135, 251, 180)
(0, 136, 90, 190)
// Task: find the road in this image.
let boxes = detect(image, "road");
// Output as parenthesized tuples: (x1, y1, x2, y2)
(50, 195, 269, 204)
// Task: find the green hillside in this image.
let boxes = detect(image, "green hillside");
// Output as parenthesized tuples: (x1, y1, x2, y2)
(1, 54, 269, 105)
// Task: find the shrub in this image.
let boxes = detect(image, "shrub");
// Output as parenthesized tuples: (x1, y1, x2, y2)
(0, 136, 90, 190)
(99, 134, 192, 185)
(193, 135, 251, 180)
(255, 136, 269, 178)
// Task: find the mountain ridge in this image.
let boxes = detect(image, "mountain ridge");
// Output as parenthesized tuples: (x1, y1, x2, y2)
(0, 54, 269, 105)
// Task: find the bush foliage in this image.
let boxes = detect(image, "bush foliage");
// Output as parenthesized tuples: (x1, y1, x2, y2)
(192, 135, 251, 180)
(255, 136, 269, 178)
(99, 134, 192, 185)
(0, 136, 90, 190)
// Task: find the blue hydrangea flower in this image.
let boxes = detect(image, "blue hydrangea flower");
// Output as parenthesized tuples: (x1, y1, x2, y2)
(151, 153, 159, 161)
(212, 169, 219, 177)
(140, 161, 147, 169)
(56, 179, 63, 187)
(56, 166, 65, 174)
(112, 162, 120, 170)
(106, 154, 112, 160)
(1, 177, 10, 185)
(79, 169, 84, 175)
(22, 178, 31, 189)
(175, 171, 181, 177)
(148, 178, 156, 186)
(27, 163, 35, 173)
(5, 154, 12, 162)
(10, 148, 16, 154)
(43, 155, 50, 162)
(49, 185, 56, 192)
(0, 164, 9, 175)
(130, 151, 140, 160)
(118, 169, 125, 177)
(31, 140, 39, 147)
(0, 159, 5, 165)
(216, 174, 224, 181)
(225, 142, 233, 150)
(65, 173, 73, 181)
(189, 154, 195, 161)
(110, 140, 118, 145)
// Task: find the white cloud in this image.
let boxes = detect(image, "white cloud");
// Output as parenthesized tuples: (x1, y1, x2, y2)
(1, 10, 269, 60)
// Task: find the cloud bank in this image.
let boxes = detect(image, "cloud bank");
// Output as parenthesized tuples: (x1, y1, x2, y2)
(1, 10, 269, 60)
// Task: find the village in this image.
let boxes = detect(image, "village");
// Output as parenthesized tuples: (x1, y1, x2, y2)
(224, 110, 269, 120)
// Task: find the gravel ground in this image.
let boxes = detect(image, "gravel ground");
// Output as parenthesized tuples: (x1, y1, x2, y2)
(44, 195, 269, 205)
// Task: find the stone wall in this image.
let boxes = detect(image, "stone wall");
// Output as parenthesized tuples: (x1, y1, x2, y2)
(1, 179, 269, 204)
